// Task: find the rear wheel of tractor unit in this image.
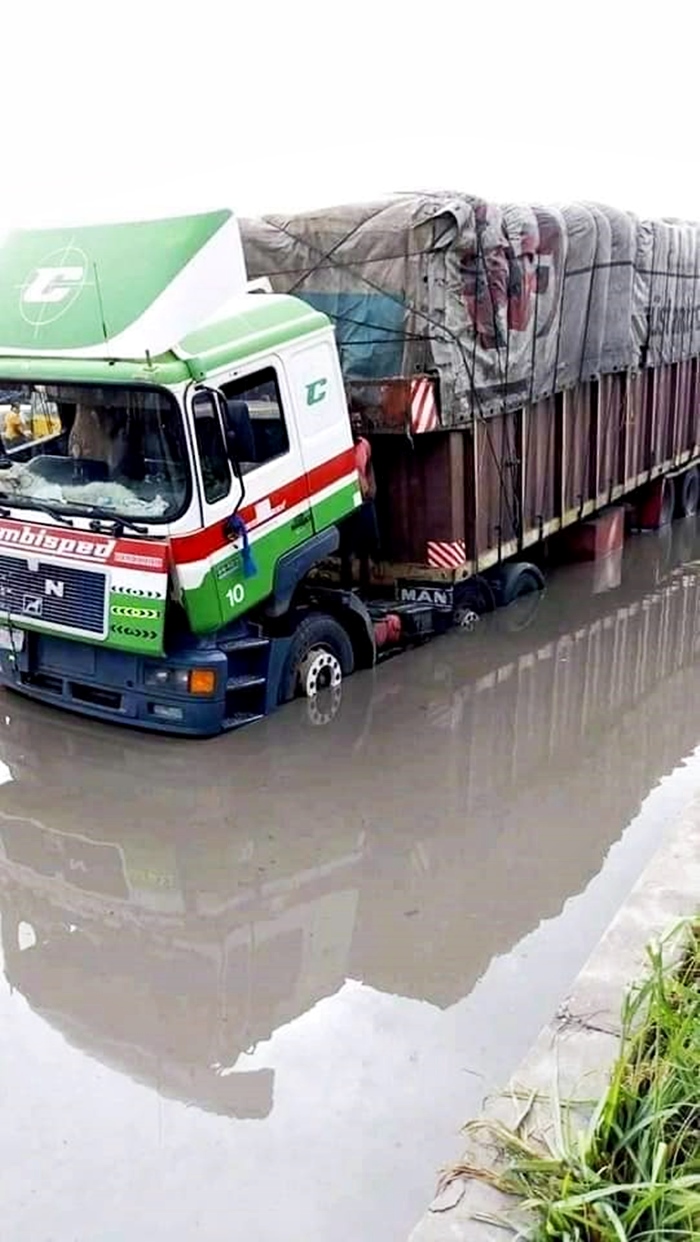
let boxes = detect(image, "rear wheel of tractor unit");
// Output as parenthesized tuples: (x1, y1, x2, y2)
(279, 613, 355, 704)
(452, 575, 495, 632)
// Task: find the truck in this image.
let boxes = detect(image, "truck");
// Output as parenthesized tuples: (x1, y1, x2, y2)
(0, 199, 697, 735)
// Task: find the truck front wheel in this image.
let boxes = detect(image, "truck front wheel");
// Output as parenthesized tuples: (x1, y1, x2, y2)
(279, 613, 355, 703)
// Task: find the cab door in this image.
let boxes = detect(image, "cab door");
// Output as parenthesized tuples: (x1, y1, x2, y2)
(281, 333, 359, 534)
(184, 359, 313, 630)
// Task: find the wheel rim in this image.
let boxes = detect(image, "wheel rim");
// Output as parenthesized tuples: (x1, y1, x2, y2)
(298, 648, 343, 697)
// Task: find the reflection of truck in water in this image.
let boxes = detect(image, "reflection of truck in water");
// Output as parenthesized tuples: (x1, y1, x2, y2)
(0, 204, 697, 731)
(1, 523, 700, 1113)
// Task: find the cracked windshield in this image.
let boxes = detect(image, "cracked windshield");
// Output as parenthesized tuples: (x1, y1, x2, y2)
(0, 384, 187, 520)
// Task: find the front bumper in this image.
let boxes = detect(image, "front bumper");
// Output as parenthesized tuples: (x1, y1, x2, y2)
(0, 632, 229, 736)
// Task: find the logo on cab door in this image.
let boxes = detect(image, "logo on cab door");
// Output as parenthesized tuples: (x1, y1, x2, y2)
(305, 378, 328, 406)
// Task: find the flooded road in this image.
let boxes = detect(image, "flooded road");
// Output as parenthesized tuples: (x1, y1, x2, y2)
(2, 522, 700, 1241)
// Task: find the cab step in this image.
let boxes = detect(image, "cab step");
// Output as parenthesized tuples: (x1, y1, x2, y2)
(225, 674, 267, 692)
(219, 635, 270, 654)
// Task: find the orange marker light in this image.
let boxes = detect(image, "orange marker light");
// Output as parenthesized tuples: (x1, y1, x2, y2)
(189, 668, 217, 695)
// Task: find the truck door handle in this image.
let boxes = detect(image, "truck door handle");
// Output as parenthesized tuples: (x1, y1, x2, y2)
(291, 512, 312, 531)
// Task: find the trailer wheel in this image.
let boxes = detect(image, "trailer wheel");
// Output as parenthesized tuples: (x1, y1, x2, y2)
(453, 576, 495, 631)
(678, 468, 700, 519)
(490, 563, 545, 633)
(488, 562, 545, 606)
(279, 613, 354, 703)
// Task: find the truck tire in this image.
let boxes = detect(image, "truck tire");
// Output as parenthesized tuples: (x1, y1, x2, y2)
(678, 468, 699, 519)
(489, 562, 545, 634)
(279, 613, 354, 704)
(487, 561, 545, 607)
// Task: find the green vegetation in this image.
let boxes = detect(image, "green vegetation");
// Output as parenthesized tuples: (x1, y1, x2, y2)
(462, 922, 700, 1240)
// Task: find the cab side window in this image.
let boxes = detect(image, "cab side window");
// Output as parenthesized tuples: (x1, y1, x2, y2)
(193, 390, 231, 503)
(221, 367, 289, 473)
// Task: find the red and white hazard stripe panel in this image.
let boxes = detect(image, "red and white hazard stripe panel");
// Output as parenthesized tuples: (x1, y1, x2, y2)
(410, 378, 439, 434)
(427, 540, 466, 569)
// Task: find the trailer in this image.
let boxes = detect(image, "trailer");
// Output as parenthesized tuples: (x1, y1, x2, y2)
(0, 202, 695, 734)
(241, 195, 700, 618)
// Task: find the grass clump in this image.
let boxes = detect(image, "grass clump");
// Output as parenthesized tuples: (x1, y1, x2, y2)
(460, 921, 700, 1240)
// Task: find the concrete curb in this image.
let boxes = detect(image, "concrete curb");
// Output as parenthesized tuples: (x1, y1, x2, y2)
(407, 790, 700, 1241)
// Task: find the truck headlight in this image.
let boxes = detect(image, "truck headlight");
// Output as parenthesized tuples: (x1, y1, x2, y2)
(145, 667, 169, 687)
(144, 666, 217, 695)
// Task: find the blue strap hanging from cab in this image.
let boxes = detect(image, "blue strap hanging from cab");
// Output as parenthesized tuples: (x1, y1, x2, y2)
(229, 514, 257, 578)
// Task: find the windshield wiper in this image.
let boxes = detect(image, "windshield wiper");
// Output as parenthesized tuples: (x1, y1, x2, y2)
(0, 493, 75, 526)
(0, 492, 148, 536)
(82, 506, 149, 536)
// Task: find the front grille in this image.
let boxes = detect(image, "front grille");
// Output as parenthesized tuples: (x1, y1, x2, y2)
(0, 555, 107, 637)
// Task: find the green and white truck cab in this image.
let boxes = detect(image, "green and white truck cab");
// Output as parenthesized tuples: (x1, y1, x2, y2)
(0, 208, 392, 734)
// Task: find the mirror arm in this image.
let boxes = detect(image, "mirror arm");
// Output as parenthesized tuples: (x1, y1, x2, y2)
(190, 381, 246, 528)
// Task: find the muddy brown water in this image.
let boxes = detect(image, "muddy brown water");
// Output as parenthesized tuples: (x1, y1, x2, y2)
(1, 521, 700, 1241)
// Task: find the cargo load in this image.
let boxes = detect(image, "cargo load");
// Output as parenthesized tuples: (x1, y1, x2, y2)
(241, 195, 700, 426)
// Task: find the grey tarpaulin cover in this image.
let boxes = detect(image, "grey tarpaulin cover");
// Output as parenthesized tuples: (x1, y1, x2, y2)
(240, 194, 700, 426)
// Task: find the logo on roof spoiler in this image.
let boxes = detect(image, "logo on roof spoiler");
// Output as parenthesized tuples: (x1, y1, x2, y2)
(19, 246, 88, 327)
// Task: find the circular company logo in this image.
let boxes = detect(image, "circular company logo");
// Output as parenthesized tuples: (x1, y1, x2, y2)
(19, 244, 90, 329)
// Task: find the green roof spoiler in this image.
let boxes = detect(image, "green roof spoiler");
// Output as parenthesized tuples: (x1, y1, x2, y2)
(0, 208, 246, 361)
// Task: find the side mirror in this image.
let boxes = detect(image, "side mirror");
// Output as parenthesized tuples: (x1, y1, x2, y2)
(193, 385, 246, 516)
(225, 428, 238, 460)
(214, 395, 246, 516)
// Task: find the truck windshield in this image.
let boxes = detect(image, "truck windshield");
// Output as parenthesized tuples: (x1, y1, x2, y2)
(0, 383, 188, 523)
